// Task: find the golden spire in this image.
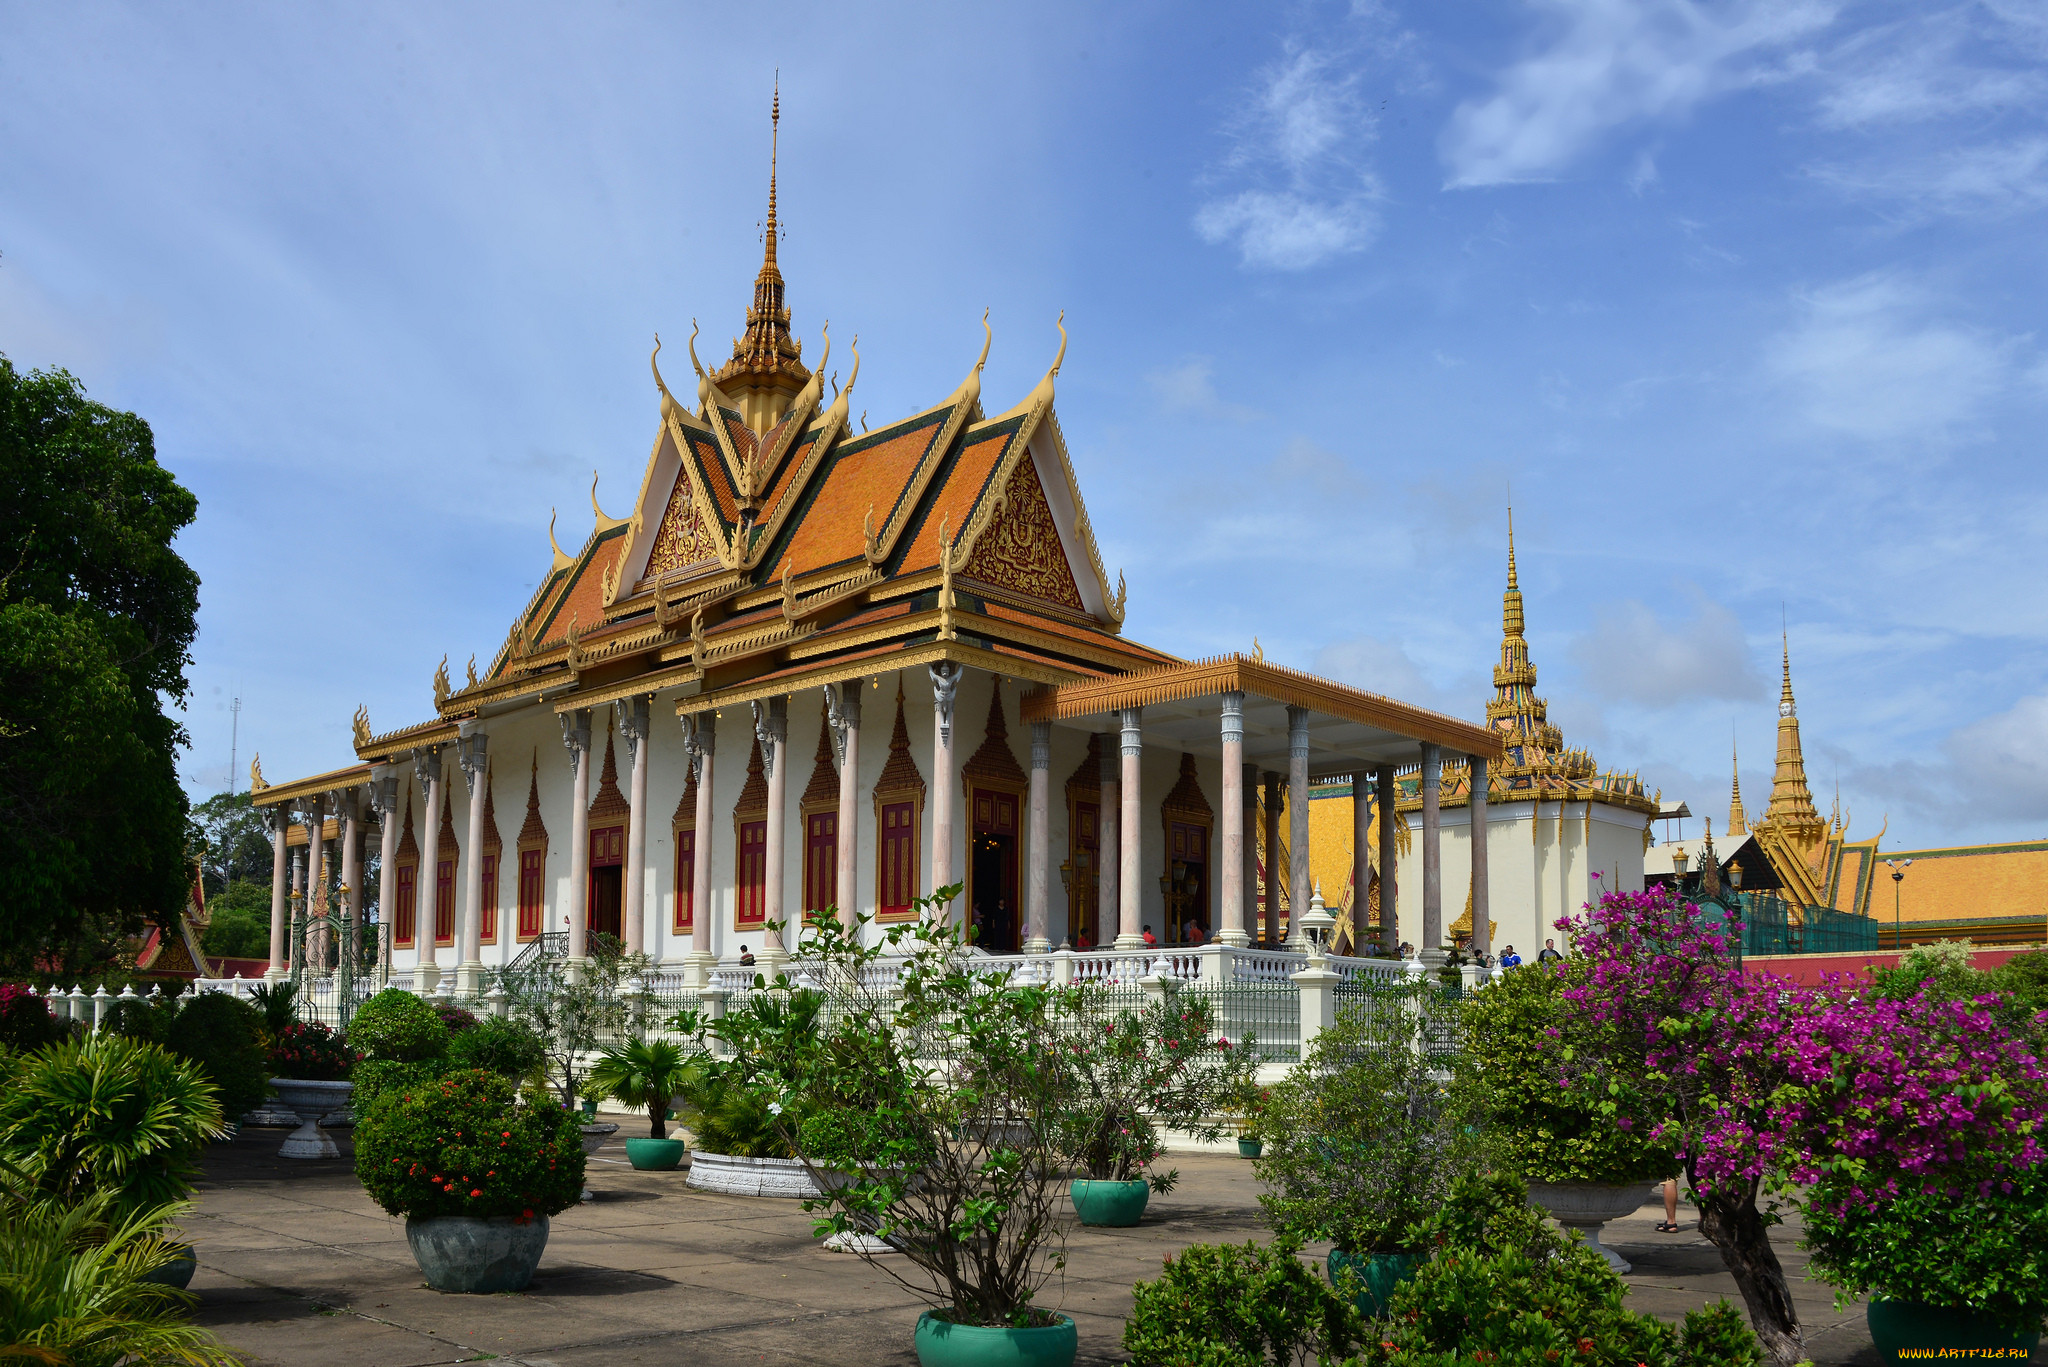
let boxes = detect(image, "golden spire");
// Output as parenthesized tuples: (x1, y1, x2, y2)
(1765, 632, 1822, 830)
(1503, 505, 1524, 638)
(715, 76, 811, 427)
(1726, 738, 1747, 838)
(1485, 506, 1571, 774)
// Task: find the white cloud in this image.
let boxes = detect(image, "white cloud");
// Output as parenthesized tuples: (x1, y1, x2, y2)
(1810, 136, 2048, 216)
(1315, 635, 1479, 718)
(1811, 9, 2047, 128)
(1764, 272, 2027, 444)
(1442, 0, 1838, 187)
(1146, 357, 1262, 421)
(1944, 691, 2048, 823)
(1569, 594, 1767, 706)
(1196, 26, 1407, 270)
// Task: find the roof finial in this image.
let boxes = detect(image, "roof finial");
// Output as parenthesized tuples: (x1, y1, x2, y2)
(765, 73, 780, 267)
(1779, 626, 1795, 718)
(1506, 504, 1518, 590)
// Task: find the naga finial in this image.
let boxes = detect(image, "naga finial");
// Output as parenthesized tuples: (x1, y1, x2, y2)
(1049, 309, 1066, 377)
(976, 308, 992, 373)
(352, 706, 372, 749)
(465, 655, 479, 688)
(432, 655, 451, 707)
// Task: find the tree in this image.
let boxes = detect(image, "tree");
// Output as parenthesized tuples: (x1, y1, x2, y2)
(0, 357, 199, 975)
(199, 879, 272, 959)
(187, 789, 273, 894)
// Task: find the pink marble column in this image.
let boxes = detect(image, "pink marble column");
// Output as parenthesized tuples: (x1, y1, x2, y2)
(265, 804, 290, 980)
(561, 716, 591, 965)
(1218, 692, 1248, 946)
(1116, 707, 1143, 950)
(1470, 755, 1491, 961)
(830, 682, 862, 935)
(929, 664, 961, 914)
(757, 698, 788, 951)
(1097, 736, 1119, 947)
(411, 756, 442, 991)
(1026, 718, 1052, 953)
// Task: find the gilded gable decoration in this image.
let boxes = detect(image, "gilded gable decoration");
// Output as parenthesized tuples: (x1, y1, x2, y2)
(799, 717, 840, 815)
(959, 454, 1086, 611)
(517, 754, 549, 853)
(397, 794, 419, 866)
(588, 724, 630, 824)
(646, 477, 716, 578)
(480, 762, 503, 855)
(437, 792, 459, 863)
(873, 679, 927, 805)
(962, 682, 1027, 792)
(735, 737, 769, 822)
(1160, 752, 1213, 823)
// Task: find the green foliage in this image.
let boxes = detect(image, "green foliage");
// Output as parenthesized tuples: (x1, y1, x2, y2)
(1050, 988, 1255, 1184)
(354, 1068, 585, 1222)
(1124, 1239, 1364, 1367)
(495, 940, 653, 1107)
(0, 1033, 224, 1221)
(679, 1060, 797, 1158)
(0, 984, 69, 1051)
(199, 879, 271, 959)
(716, 892, 1074, 1328)
(1985, 948, 2048, 1022)
(247, 981, 299, 1034)
(1800, 1165, 2048, 1334)
(0, 358, 200, 977)
(349, 988, 450, 1063)
(1331, 1174, 1760, 1367)
(1458, 964, 1674, 1184)
(187, 790, 275, 896)
(266, 1021, 355, 1081)
(447, 1017, 547, 1083)
(1256, 986, 1477, 1254)
(353, 1058, 450, 1108)
(591, 1037, 699, 1139)
(158, 991, 270, 1121)
(0, 1179, 239, 1367)
(1871, 940, 1981, 1005)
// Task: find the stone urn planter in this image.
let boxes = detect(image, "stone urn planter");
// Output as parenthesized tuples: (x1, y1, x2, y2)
(913, 1310, 1078, 1367)
(686, 1151, 822, 1198)
(267, 1079, 354, 1160)
(405, 1215, 550, 1294)
(576, 1122, 619, 1201)
(138, 1242, 198, 1290)
(1866, 1300, 2041, 1364)
(1068, 1178, 1149, 1227)
(623, 1137, 687, 1171)
(812, 1166, 903, 1255)
(1525, 1181, 1659, 1274)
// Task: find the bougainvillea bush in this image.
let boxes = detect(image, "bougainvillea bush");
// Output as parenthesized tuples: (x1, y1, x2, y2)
(265, 1021, 356, 1081)
(354, 1069, 584, 1222)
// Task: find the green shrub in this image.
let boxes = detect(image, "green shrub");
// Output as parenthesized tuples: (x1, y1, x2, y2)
(0, 985, 69, 1051)
(1801, 1164, 2048, 1335)
(0, 1033, 224, 1220)
(354, 1057, 450, 1107)
(102, 994, 171, 1043)
(354, 1068, 584, 1222)
(159, 991, 270, 1121)
(1124, 1239, 1364, 1367)
(448, 1016, 546, 1082)
(249, 981, 298, 1033)
(589, 1037, 698, 1138)
(1459, 965, 1674, 1184)
(349, 988, 449, 1063)
(266, 1021, 355, 1081)
(433, 1001, 480, 1034)
(679, 1061, 795, 1158)
(1331, 1174, 1759, 1367)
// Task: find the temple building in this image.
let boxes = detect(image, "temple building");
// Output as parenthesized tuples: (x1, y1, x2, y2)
(1299, 520, 1656, 957)
(1659, 645, 2048, 950)
(246, 102, 1509, 987)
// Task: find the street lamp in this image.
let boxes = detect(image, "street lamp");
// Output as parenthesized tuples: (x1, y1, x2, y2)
(1885, 858, 1912, 952)
(1296, 883, 1336, 960)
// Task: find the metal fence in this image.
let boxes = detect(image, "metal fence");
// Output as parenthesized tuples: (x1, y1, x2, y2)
(1734, 893, 1881, 956)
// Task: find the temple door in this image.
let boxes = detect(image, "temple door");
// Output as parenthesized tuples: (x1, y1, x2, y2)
(970, 787, 1020, 952)
(588, 824, 624, 941)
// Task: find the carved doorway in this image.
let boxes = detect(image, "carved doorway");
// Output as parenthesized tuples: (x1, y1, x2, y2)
(588, 824, 624, 942)
(971, 787, 1019, 952)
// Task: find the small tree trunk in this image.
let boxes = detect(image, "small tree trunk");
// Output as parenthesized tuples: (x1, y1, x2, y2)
(1695, 1179, 1804, 1367)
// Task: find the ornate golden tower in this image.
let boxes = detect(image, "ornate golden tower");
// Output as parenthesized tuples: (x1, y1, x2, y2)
(714, 82, 812, 432)
(1485, 511, 1587, 781)
(1766, 637, 1821, 829)
(1726, 740, 1747, 838)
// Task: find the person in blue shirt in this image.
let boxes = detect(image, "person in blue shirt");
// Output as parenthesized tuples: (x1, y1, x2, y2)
(1499, 945, 1523, 969)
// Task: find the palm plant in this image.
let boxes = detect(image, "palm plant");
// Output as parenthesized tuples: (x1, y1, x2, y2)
(0, 1033, 224, 1222)
(248, 981, 298, 1034)
(589, 1038, 700, 1139)
(0, 1161, 239, 1367)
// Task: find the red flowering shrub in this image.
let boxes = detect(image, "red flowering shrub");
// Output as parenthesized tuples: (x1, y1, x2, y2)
(354, 1068, 584, 1221)
(265, 1021, 356, 1081)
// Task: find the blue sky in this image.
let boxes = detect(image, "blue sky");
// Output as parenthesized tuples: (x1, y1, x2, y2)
(4, 0, 2045, 853)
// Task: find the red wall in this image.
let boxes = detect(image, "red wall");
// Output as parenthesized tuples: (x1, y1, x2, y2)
(1742, 946, 2038, 984)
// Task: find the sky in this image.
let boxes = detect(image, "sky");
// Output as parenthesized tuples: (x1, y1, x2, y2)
(4, 0, 2046, 855)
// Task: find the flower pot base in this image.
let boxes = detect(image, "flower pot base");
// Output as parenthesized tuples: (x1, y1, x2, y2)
(405, 1215, 550, 1294)
(1327, 1249, 1420, 1318)
(687, 1152, 821, 1198)
(913, 1310, 1077, 1367)
(624, 1137, 687, 1171)
(822, 1230, 898, 1255)
(279, 1119, 340, 1160)
(1069, 1179, 1150, 1227)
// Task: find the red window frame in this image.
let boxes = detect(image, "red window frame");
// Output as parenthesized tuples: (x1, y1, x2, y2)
(393, 861, 417, 948)
(517, 848, 545, 940)
(736, 819, 767, 928)
(879, 800, 917, 919)
(804, 811, 837, 923)
(673, 827, 695, 933)
(479, 852, 499, 945)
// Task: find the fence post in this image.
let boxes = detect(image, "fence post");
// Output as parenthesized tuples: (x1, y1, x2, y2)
(699, 987, 728, 1056)
(1197, 944, 1228, 984)
(1051, 947, 1075, 989)
(485, 983, 509, 1020)
(1293, 958, 1338, 1053)
(90, 985, 112, 1032)
(1140, 965, 1172, 1013)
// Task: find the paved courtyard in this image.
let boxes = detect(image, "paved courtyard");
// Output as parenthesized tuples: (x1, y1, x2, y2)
(189, 1119, 1889, 1366)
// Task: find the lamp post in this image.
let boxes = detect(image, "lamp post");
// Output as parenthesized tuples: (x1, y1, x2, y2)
(1885, 858, 1912, 952)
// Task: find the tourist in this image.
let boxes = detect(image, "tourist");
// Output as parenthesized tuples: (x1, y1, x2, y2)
(1075, 926, 1094, 950)
(1657, 1177, 1681, 1233)
(1142, 924, 1158, 947)
(738, 945, 755, 967)
(1499, 944, 1523, 968)
(1185, 919, 1207, 946)
(1398, 941, 1415, 959)
(1537, 938, 1564, 964)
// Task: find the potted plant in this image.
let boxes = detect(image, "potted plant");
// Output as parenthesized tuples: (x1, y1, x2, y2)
(1459, 960, 1671, 1272)
(354, 1068, 585, 1292)
(720, 893, 1083, 1367)
(1256, 977, 1474, 1317)
(265, 1019, 359, 1161)
(590, 1036, 699, 1171)
(0, 1032, 226, 1292)
(1222, 1078, 1271, 1160)
(1048, 986, 1252, 1227)
(348, 986, 453, 1104)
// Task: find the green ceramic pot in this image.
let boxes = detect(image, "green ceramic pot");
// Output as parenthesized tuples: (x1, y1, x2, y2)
(1237, 1137, 1263, 1159)
(578, 1099, 598, 1119)
(624, 1137, 687, 1171)
(1327, 1248, 1420, 1318)
(913, 1311, 1078, 1367)
(1866, 1299, 2041, 1364)
(1069, 1178, 1150, 1227)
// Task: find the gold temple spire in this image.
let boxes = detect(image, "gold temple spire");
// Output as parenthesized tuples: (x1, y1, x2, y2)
(1727, 738, 1747, 838)
(715, 77, 811, 429)
(1765, 632, 1822, 829)
(1503, 506, 1524, 638)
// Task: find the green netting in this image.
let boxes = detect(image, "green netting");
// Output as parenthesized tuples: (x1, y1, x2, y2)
(1727, 892, 1880, 956)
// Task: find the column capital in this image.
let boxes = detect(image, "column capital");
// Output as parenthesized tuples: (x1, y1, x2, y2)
(824, 680, 860, 764)
(265, 802, 293, 835)
(1118, 707, 1142, 756)
(929, 662, 962, 746)
(1219, 690, 1245, 744)
(1029, 719, 1052, 769)
(752, 697, 786, 777)
(456, 730, 489, 794)
(1286, 704, 1310, 758)
(558, 711, 590, 768)
(614, 695, 652, 764)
